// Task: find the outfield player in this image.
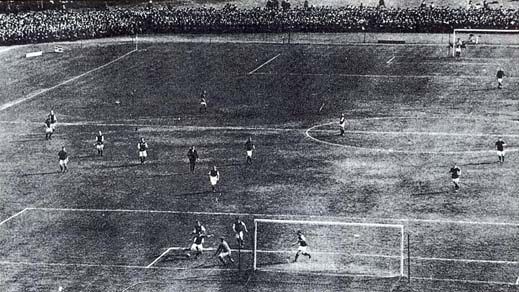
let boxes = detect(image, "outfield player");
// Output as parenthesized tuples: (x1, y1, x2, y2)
(192, 220, 206, 236)
(187, 146, 199, 173)
(48, 110, 57, 132)
(58, 146, 68, 173)
(449, 164, 461, 192)
(44, 117, 53, 140)
(496, 68, 505, 89)
(232, 217, 248, 248)
(138, 138, 148, 164)
(95, 131, 104, 156)
(245, 137, 255, 165)
(339, 113, 346, 136)
(495, 137, 506, 163)
(185, 233, 210, 258)
(454, 38, 463, 57)
(215, 237, 234, 265)
(209, 166, 220, 192)
(200, 91, 208, 113)
(293, 230, 311, 262)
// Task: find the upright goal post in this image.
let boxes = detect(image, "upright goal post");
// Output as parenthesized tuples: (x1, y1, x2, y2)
(253, 218, 406, 277)
(451, 29, 519, 57)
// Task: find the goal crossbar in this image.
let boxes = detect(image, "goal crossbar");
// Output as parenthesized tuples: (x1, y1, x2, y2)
(451, 29, 519, 56)
(253, 218, 405, 277)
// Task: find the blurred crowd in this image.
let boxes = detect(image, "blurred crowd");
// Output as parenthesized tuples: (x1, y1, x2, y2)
(0, 2, 518, 45)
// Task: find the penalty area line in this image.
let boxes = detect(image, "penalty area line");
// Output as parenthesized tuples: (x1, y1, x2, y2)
(0, 208, 28, 226)
(146, 248, 173, 268)
(248, 53, 281, 75)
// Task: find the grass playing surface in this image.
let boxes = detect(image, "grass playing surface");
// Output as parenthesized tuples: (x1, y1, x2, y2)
(1, 36, 519, 291)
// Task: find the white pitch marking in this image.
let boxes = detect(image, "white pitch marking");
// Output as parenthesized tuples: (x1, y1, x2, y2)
(146, 248, 173, 268)
(251, 72, 519, 80)
(310, 127, 519, 138)
(386, 55, 396, 64)
(248, 53, 281, 75)
(27, 206, 519, 227)
(0, 49, 137, 112)
(0, 208, 28, 226)
(411, 276, 515, 286)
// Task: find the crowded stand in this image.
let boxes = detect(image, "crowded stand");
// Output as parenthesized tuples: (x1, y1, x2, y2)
(0, 2, 518, 45)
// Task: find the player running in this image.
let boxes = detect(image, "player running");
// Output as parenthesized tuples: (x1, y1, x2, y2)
(58, 146, 68, 173)
(137, 138, 148, 164)
(496, 68, 505, 89)
(293, 230, 311, 262)
(95, 131, 104, 156)
(245, 137, 255, 165)
(495, 137, 506, 163)
(192, 220, 207, 236)
(449, 164, 461, 192)
(209, 166, 220, 192)
(339, 113, 346, 136)
(44, 117, 53, 140)
(233, 217, 248, 248)
(215, 237, 234, 265)
(185, 233, 211, 258)
(187, 146, 199, 173)
(200, 91, 208, 113)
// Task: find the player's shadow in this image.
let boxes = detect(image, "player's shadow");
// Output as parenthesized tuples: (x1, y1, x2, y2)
(410, 190, 445, 197)
(20, 171, 60, 177)
(461, 161, 497, 166)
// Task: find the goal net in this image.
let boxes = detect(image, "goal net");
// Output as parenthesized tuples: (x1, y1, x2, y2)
(450, 29, 519, 57)
(253, 219, 405, 278)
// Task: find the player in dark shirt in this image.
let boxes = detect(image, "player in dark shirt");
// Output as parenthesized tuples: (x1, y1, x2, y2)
(232, 217, 248, 248)
(339, 113, 346, 136)
(58, 146, 68, 173)
(449, 164, 461, 192)
(496, 69, 505, 89)
(138, 138, 148, 164)
(200, 91, 208, 113)
(495, 137, 506, 163)
(209, 166, 220, 193)
(293, 230, 311, 262)
(187, 146, 199, 173)
(95, 131, 104, 156)
(44, 117, 53, 140)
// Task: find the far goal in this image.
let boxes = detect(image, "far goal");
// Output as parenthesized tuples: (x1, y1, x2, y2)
(451, 29, 519, 57)
(253, 218, 405, 278)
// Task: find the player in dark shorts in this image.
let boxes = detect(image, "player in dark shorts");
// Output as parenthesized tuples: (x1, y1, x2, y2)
(495, 137, 506, 163)
(449, 164, 461, 192)
(187, 146, 199, 173)
(293, 230, 311, 262)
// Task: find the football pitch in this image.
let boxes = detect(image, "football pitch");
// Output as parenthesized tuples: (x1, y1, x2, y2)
(1, 35, 519, 291)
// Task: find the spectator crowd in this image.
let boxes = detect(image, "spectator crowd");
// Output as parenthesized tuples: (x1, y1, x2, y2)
(0, 2, 518, 45)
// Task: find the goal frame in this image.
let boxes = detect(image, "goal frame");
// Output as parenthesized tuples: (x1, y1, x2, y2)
(451, 29, 519, 57)
(252, 218, 405, 277)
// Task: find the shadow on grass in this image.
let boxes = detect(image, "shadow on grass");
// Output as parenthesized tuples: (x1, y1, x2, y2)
(20, 171, 60, 177)
(461, 161, 497, 166)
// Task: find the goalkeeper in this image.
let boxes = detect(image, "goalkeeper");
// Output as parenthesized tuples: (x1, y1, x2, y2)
(293, 230, 311, 262)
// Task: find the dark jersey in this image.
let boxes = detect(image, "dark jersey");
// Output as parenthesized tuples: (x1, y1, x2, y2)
(193, 225, 205, 235)
(58, 150, 68, 160)
(233, 221, 246, 233)
(450, 167, 460, 179)
(188, 149, 198, 161)
(298, 234, 308, 247)
(96, 135, 104, 145)
(49, 114, 57, 123)
(497, 70, 505, 79)
(194, 234, 206, 245)
(45, 118, 51, 127)
(210, 170, 218, 177)
(138, 142, 147, 151)
(496, 140, 505, 151)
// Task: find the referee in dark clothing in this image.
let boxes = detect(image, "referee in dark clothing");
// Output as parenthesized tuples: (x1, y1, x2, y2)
(187, 146, 199, 173)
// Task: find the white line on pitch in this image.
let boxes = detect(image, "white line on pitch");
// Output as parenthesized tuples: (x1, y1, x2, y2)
(0, 208, 28, 226)
(248, 53, 281, 75)
(26, 206, 519, 227)
(146, 248, 173, 268)
(411, 276, 514, 286)
(310, 128, 519, 138)
(392, 61, 498, 65)
(0, 49, 137, 112)
(386, 56, 396, 64)
(251, 72, 516, 79)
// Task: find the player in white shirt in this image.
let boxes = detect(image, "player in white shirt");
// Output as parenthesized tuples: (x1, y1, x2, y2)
(215, 237, 234, 265)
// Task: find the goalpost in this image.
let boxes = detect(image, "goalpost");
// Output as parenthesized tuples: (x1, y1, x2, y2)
(253, 218, 405, 278)
(451, 29, 519, 57)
